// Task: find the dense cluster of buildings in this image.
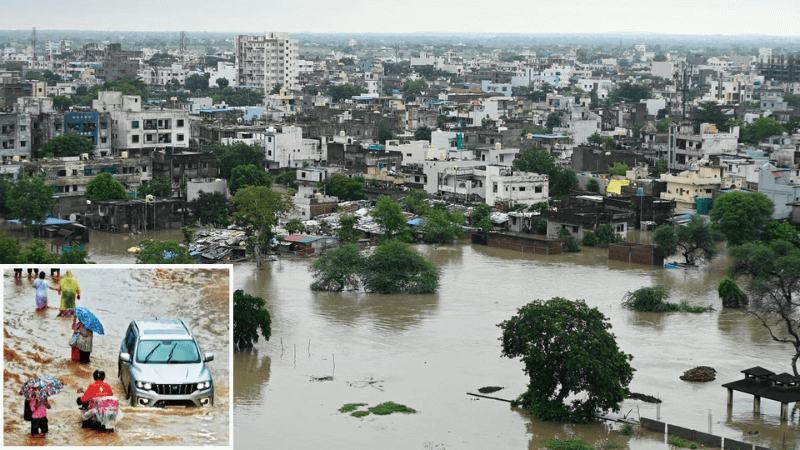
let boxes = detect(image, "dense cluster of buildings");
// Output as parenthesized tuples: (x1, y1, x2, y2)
(3, 32, 800, 245)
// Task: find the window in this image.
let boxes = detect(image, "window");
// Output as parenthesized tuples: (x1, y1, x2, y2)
(132, 135, 139, 143)
(177, 134, 184, 142)
(20, 125, 26, 131)
(177, 119, 184, 127)
(20, 141, 26, 147)
(519, 187, 525, 192)
(132, 121, 139, 129)
(101, 137, 107, 144)
(301, 172, 306, 178)
(142, 165, 147, 173)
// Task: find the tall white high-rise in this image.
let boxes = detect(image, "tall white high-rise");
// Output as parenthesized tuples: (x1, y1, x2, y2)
(235, 32, 299, 92)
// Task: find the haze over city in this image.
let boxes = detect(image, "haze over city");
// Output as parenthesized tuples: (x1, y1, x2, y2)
(4, 0, 800, 36)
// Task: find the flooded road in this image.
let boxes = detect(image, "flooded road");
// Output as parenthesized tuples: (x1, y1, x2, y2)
(3, 267, 230, 446)
(233, 241, 798, 449)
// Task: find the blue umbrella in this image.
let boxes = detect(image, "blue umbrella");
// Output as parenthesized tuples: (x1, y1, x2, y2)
(74, 306, 105, 335)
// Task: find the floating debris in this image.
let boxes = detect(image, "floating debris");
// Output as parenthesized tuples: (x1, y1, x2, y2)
(680, 366, 716, 382)
(478, 386, 504, 394)
(309, 375, 333, 382)
(628, 392, 662, 403)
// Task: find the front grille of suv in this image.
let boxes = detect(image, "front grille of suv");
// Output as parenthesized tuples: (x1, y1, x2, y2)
(153, 383, 198, 396)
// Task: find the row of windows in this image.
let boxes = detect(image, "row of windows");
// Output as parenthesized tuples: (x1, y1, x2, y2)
(131, 134, 184, 144)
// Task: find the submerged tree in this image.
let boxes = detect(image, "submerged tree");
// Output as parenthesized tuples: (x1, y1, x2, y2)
(233, 290, 271, 350)
(309, 244, 364, 291)
(730, 240, 800, 376)
(362, 240, 440, 294)
(653, 217, 718, 265)
(717, 276, 747, 308)
(499, 298, 634, 423)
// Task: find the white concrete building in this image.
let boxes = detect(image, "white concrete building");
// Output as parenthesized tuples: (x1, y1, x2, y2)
(235, 32, 299, 92)
(263, 125, 323, 170)
(93, 91, 190, 156)
(386, 140, 443, 165)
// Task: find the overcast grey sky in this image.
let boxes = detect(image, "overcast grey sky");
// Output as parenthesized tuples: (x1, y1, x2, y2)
(4, 0, 799, 36)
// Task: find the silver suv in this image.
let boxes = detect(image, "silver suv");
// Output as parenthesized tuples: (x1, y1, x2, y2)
(118, 318, 214, 407)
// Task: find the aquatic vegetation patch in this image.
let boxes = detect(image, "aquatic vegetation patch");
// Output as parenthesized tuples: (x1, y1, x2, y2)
(338, 403, 367, 413)
(543, 439, 596, 450)
(338, 401, 417, 417)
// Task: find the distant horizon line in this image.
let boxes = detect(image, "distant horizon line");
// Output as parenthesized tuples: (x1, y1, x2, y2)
(1, 29, 800, 38)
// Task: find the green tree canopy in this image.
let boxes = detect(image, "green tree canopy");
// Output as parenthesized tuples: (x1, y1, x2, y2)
(607, 162, 629, 176)
(232, 185, 294, 261)
(337, 214, 362, 244)
(587, 132, 615, 147)
(414, 125, 432, 142)
(730, 240, 800, 375)
(378, 123, 395, 144)
(85, 172, 127, 201)
(610, 82, 652, 103)
(135, 239, 193, 264)
(717, 276, 747, 308)
(229, 164, 273, 195)
(653, 217, 718, 265)
(656, 118, 672, 133)
(216, 77, 229, 89)
(499, 297, 634, 423)
(233, 290, 271, 350)
(327, 84, 367, 103)
(362, 240, 440, 294)
(371, 195, 411, 242)
(0, 232, 22, 263)
(741, 117, 785, 144)
(513, 147, 577, 197)
(185, 73, 210, 92)
(319, 174, 366, 201)
(274, 170, 297, 189)
(309, 244, 364, 291)
(709, 191, 774, 246)
(212, 87, 264, 107)
(79, 77, 149, 106)
(190, 191, 232, 227)
(210, 142, 265, 179)
(42, 133, 94, 158)
(586, 178, 600, 193)
(420, 206, 464, 244)
(545, 112, 562, 130)
(470, 203, 494, 231)
(7, 174, 58, 231)
(693, 102, 728, 132)
(402, 189, 429, 215)
(139, 177, 172, 198)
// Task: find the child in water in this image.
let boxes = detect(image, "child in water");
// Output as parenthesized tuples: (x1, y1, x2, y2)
(29, 396, 50, 436)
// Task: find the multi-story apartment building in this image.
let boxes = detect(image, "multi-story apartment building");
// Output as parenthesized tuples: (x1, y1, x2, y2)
(93, 91, 190, 156)
(235, 32, 299, 92)
(758, 54, 800, 84)
(263, 125, 323, 170)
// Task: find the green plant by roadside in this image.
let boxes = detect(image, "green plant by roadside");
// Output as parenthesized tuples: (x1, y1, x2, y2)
(620, 423, 633, 436)
(668, 436, 687, 447)
(543, 439, 595, 450)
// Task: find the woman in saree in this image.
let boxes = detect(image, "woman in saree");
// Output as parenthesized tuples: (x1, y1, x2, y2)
(56, 271, 81, 318)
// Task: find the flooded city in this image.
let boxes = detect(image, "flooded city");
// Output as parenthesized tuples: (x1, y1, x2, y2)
(231, 240, 798, 450)
(3, 266, 230, 446)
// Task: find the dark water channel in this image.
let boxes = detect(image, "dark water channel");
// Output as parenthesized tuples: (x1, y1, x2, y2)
(232, 240, 798, 449)
(3, 267, 230, 446)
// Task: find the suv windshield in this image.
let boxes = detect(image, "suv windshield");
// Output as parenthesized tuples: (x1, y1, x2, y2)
(136, 339, 201, 364)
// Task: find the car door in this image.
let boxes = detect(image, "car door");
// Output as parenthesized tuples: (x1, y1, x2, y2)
(119, 324, 137, 391)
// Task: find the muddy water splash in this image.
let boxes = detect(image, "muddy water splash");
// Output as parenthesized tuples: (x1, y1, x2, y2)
(233, 243, 798, 449)
(3, 267, 230, 446)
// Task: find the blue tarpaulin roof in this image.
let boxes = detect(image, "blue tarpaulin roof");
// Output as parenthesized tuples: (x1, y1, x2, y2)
(530, 134, 568, 139)
(8, 217, 76, 225)
(407, 218, 426, 226)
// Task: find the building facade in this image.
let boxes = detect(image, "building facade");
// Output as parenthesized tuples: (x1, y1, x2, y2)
(235, 32, 299, 92)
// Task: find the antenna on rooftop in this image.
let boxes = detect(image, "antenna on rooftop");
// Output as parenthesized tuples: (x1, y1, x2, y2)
(179, 31, 187, 54)
(31, 27, 37, 62)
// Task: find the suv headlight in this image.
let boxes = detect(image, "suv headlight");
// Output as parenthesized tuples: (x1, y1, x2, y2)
(196, 381, 211, 390)
(136, 381, 153, 390)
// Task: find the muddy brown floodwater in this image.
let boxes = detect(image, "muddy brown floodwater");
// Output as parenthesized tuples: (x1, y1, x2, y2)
(233, 240, 799, 450)
(3, 267, 231, 446)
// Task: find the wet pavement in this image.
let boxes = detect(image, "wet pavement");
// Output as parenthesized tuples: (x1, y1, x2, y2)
(3, 267, 230, 446)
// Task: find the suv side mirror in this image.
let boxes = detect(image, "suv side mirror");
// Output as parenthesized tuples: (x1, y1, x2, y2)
(204, 353, 214, 362)
(120, 353, 131, 363)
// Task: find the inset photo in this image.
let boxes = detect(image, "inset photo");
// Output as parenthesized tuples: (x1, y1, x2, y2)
(3, 265, 231, 447)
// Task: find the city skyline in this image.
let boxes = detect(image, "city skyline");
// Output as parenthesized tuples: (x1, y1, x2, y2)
(3, 0, 800, 37)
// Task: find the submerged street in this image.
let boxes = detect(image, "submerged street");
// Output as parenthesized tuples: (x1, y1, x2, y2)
(3, 267, 230, 446)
